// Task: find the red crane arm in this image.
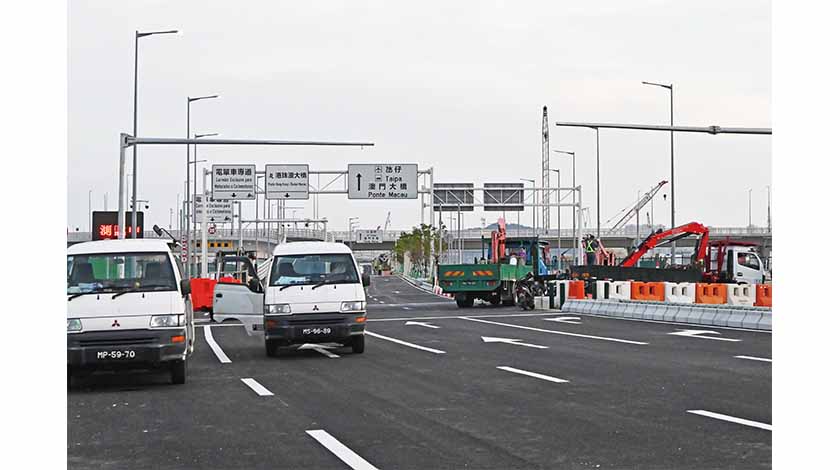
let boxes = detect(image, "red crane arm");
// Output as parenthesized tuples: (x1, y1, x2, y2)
(620, 222, 709, 267)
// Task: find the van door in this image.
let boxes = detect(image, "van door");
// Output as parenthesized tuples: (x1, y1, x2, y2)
(213, 283, 264, 336)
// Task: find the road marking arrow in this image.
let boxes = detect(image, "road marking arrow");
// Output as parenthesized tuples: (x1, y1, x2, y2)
(405, 321, 439, 329)
(481, 336, 548, 349)
(668, 329, 741, 342)
(544, 316, 581, 324)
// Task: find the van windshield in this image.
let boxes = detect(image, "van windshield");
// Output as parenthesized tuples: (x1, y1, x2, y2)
(67, 252, 177, 295)
(269, 253, 359, 287)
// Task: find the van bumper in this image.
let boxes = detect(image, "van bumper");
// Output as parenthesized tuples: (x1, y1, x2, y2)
(67, 329, 188, 369)
(264, 312, 365, 345)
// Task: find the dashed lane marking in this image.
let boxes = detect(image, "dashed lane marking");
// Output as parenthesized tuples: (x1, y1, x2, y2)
(241, 378, 273, 396)
(306, 429, 380, 470)
(497, 366, 569, 383)
(203, 325, 232, 363)
(687, 410, 771, 431)
(460, 317, 648, 345)
(365, 331, 446, 354)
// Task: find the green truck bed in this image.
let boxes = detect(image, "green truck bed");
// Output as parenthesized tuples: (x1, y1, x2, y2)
(438, 263, 532, 293)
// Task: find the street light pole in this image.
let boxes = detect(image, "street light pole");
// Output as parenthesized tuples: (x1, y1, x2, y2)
(748, 188, 753, 228)
(550, 169, 561, 269)
(520, 178, 536, 239)
(553, 150, 576, 264)
(88, 189, 92, 233)
(133, 29, 179, 239)
(185, 94, 219, 277)
(590, 127, 601, 239)
(642, 80, 675, 260)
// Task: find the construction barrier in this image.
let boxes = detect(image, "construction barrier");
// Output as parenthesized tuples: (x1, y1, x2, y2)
(695, 283, 727, 305)
(630, 282, 666, 302)
(567, 280, 586, 300)
(755, 284, 772, 307)
(726, 284, 756, 307)
(189, 278, 217, 312)
(664, 282, 695, 304)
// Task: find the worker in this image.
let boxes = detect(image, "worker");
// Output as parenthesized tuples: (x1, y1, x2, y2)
(585, 235, 597, 265)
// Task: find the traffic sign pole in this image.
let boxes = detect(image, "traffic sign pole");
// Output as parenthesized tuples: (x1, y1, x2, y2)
(202, 169, 209, 278)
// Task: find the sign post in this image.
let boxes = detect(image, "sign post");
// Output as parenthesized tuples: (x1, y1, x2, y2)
(348, 164, 418, 199)
(211, 164, 256, 200)
(265, 164, 310, 200)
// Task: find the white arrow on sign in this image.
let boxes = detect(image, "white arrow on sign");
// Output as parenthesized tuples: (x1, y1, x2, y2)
(298, 343, 340, 358)
(405, 321, 439, 329)
(481, 336, 548, 349)
(544, 316, 581, 325)
(668, 330, 741, 342)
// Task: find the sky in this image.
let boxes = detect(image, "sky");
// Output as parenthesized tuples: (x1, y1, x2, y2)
(68, 0, 771, 233)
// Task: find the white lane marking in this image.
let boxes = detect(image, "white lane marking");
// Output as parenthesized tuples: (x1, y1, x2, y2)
(298, 343, 340, 358)
(686, 410, 772, 431)
(544, 316, 582, 324)
(405, 321, 439, 329)
(378, 300, 385, 304)
(402, 306, 412, 310)
(367, 312, 562, 322)
(393, 290, 400, 294)
(497, 366, 568, 383)
(482, 336, 548, 349)
(669, 329, 741, 342)
(735, 355, 772, 363)
(306, 429, 380, 470)
(365, 331, 446, 354)
(368, 301, 452, 308)
(461, 317, 648, 345)
(241, 378, 273, 396)
(396, 275, 452, 299)
(203, 325, 232, 363)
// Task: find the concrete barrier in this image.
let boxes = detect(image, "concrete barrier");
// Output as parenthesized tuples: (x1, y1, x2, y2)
(757, 311, 772, 330)
(725, 307, 748, 328)
(726, 284, 756, 307)
(698, 306, 718, 326)
(664, 282, 695, 304)
(741, 309, 764, 330)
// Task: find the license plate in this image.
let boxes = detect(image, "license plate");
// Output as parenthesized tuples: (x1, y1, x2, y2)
(95, 350, 138, 360)
(301, 327, 332, 335)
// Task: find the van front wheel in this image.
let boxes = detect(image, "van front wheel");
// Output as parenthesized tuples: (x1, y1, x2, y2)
(170, 359, 187, 385)
(351, 335, 365, 354)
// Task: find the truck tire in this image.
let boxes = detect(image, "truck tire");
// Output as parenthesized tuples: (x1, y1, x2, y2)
(455, 295, 474, 308)
(170, 359, 187, 385)
(265, 339, 278, 357)
(489, 294, 501, 306)
(351, 335, 365, 354)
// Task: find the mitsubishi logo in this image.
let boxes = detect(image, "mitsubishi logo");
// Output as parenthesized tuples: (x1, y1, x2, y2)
(312, 305, 319, 311)
(111, 320, 121, 328)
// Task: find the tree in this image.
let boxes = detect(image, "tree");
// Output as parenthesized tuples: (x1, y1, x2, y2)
(393, 223, 447, 278)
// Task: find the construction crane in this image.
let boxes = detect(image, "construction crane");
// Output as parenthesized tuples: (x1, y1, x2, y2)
(377, 211, 392, 232)
(606, 180, 668, 235)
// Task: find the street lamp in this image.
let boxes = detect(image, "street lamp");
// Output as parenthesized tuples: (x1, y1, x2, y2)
(132, 29, 179, 239)
(88, 189, 92, 233)
(642, 80, 675, 260)
(748, 188, 753, 228)
(520, 178, 536, 238)
(184, 94, 219, 277)
(585, 127, 601, 239)
(550, 169, 561, 269)
(553, 150, 577, 263)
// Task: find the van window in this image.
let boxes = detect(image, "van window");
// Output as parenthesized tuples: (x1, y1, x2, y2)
(269, 253, 359, 287)
(67, 252, 177, 294)
(738, 253, 761, 271)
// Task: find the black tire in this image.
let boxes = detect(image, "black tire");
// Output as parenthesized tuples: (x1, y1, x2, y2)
(489, 294, 501, 306)
(351, 335, 365, 354)
(265, 340, 278, 357)
(170, 359, 187, 385)
(455, 295, 474, 308)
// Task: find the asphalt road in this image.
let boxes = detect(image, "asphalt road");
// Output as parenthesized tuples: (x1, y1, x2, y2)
(68, 275, 771, 469)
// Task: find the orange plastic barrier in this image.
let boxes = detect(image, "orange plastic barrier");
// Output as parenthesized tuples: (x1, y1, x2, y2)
(755, 284, 772, 307)
(567, 280, 586, 299)
(217, 276, 241, 284)
(630, 282, 666, 301)
(695, 283, 726, 304)
(190, 278, 217, 311)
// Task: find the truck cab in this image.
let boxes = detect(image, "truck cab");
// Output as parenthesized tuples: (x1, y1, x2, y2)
(212, 242, 371, 356)
(67, 239, 194, 385)
(706, 241, 767, 284)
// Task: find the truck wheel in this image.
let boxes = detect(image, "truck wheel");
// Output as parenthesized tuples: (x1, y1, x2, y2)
(456, 295, 474, 308)
(170, 359, 187, 385)
(489, 294, 501, 306)
(265, 340, 278, 357)
(351, 335, 365, 354)
(502, 295, 515, 306)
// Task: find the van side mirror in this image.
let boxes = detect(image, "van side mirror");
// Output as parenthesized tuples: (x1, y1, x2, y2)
(248, 277, 261, 293)
(362, 273, 371, 287)
(180, 279, 192, 296)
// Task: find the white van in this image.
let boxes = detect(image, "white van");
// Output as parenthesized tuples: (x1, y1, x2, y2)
(67, 239, 194, 385)
(213, 242, 370, 356)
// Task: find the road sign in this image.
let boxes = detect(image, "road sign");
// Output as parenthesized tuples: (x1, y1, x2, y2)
(265, 164, 310, 200)
(208, 224, 216, 235)
(348, 164, 418, 199)
(355, 229, 383, 243)
(195, 195, 234, 223)
(433, 183, 474, 212)
(91, 211, 144, 240)
(211, 164, 256, 200)
(483, 182, 524, 212)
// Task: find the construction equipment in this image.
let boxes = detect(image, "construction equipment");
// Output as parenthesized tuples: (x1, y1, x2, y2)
(620, 221, 709, 267)
(605, 181, 668, 235)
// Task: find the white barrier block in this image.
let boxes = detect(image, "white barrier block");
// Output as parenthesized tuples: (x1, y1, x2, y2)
(726, 284, 756, 306)
(664, 282, 696, 304)
(610, 281, 632, 300)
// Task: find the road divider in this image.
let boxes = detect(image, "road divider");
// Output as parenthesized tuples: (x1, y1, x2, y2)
(726, 284, 756, 306)
(695, 283, 727, 304)
(631, 282, 666, 302)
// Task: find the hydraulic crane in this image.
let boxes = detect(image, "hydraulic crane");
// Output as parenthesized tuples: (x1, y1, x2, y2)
(606, 180, 668, 235)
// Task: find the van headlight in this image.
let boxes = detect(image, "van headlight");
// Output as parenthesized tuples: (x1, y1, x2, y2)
(265, 304, 292, 314)
(67, 318, 82, 332)
(340, 301, 366, 312)
(150, 314, 184, 328)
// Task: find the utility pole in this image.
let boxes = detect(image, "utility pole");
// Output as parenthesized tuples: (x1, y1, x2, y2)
(541, 106, 550, 236)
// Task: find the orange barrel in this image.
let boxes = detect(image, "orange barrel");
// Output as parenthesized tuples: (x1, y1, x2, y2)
(755, 284, 772, 307)
(567, 280, 586, 299)
(695, 283, 726, 304)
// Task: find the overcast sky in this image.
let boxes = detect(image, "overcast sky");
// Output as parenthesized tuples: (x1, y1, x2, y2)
(68, 0, 770, 233)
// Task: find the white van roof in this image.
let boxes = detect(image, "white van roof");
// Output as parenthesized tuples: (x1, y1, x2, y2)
(68, 239, 173, 255)
(272, 241, 352, 256)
